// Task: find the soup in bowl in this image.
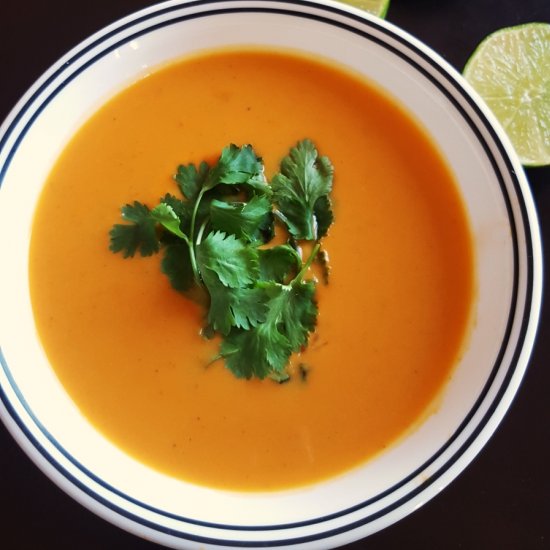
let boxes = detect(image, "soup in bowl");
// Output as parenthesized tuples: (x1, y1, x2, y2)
(0, 1, 542, 548)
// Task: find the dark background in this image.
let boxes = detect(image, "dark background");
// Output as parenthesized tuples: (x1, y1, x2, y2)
(1, 1, 548, 549)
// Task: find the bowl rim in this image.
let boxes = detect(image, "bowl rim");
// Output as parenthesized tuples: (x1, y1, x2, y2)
(0, 0, 543, 548)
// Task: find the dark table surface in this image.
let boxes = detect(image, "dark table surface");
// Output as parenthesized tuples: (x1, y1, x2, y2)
(1, 1, 548, 549)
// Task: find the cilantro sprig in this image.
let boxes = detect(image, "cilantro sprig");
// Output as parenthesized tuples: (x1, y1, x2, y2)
(109, 139, 334, 381)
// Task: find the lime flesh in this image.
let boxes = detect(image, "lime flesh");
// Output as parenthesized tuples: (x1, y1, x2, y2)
(338, 0, 390, 18)
(463, 23, 550, 167)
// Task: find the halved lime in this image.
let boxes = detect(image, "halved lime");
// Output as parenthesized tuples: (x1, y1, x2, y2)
(463, 23, 550, 167)
(339, 0, 390, 18)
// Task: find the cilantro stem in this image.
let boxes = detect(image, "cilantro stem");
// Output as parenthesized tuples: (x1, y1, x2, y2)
(294, 242, 321, 284)
(310, 215, 318, 242)
(273, 209, 290, 226)
(188, 187, 207, 286)
(196, 218, 208, 246)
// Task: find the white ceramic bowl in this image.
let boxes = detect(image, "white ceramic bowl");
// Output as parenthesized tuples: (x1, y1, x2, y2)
(0, 1, 542, 548)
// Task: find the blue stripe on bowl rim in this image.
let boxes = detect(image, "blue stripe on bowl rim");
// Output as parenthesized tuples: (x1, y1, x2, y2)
(0, 0, 539, 546)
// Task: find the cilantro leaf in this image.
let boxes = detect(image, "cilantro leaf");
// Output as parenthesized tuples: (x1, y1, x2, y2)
(220, 323, 292, 379)
(196, 231, 259, 288)
(150, 203, 187, 240)
(200, 270, 268, 335)
(210, 195, 273, 243)
(195, 231, 265, 334)
(205, 144, 264, 190)
(258, 244, 301, 283)
(312, 195, 334, 241)
(239, 174, 272, 198)
(174, 161, 209, 201)
(272, 139, 334, 240)
(229, 286, 269, 331)
(160, 193, 193, 233)
(161, 241, 195, 292)
(279, 280, 317, 350)
(109, 201, 160, 257)
(219, 280, 317, 379)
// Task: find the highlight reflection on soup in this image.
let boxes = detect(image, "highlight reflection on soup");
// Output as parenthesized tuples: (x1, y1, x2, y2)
(29, 49, 474, 491)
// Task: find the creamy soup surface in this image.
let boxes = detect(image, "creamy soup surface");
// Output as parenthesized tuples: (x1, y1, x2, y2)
(30, 48, 474, 491)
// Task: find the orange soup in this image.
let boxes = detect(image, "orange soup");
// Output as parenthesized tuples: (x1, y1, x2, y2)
(29, 49, 474, 491)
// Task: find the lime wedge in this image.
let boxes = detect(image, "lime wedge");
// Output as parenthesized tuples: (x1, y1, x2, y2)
(339, 0, 390, 18)
(463, 23, 550, 167)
